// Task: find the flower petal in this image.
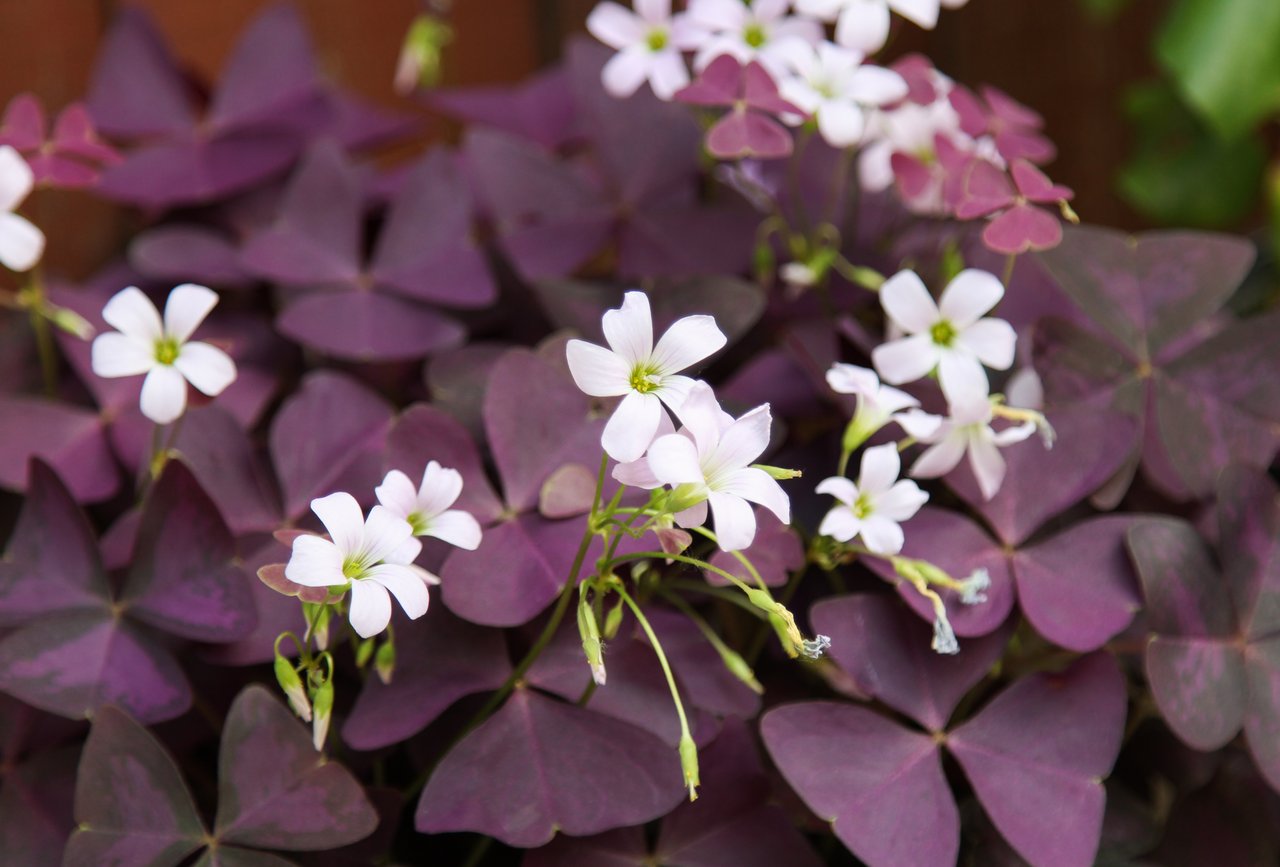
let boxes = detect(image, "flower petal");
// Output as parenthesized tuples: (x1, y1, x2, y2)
(91, 332, 155, 378)
(826, 362, 879, 396)
(602, 48, 653, 99)
(937, 350, 991, 407)
(847, 65, 909, 106)
(967, 433, 1007, 500)
(364, 505, 419, 564)
(139, 364, 187, 425)
(707, 491, 757, 551)
(674, 499, 708, 529)
(426, 509, 483, 551)
(872, 333, 939, 385)
(602, 390, 664, 463)
(649, 50, 691, 101)
(818, 507, 860, 542)
(285, 535, 346, 588)
(880, 270, 939, 334)
(819, 101, 866, 148)
(670, 381, 725, 456)
(708, 403, 772, 477)
(634, 0, 672, 23)
(956, 317, 1016, 370)
(815, 475, 859, 506)
(648, 432, 705, 485)
(858, 442, 902, 496)
(365, 563, 431, 620)
(835, 0, 891, 53)
(566, 339, 632, 398)
(876, 479, 930, 522)
(0, 211, 44, 272)
(718, 466, 790, 524)
(602, 291, 655, 367)
(587, 2, 646, 48)
(992, 419, 1037, 447)
(102, 286, 163, 342)
(163, 283, 218, 343)
(173, 341, 236, 396)
(655, 373, 696, 409)
(375, 469, 420, 520)
(613, 456, 662, 489)
(0, 145, 33, 211)
(938, 269, 1003, 328)
(650, 314, 727, 375)
(311, 491, 366, 557)
(895, 408, 943, 439)
(417, 460, 464, 518)
(910, 434, 966, 479)
(348, 578, 392, 638)
(859, 514, 905, 555)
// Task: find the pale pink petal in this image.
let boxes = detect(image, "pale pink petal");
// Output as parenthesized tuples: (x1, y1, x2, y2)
(139, 364, 187, 425)
(655, 373, 696, 409)
(707, 491, 756, 551)
(880, 270, 940, 334)
(417, 460, 463, 517)
(0, 145, 33, 211)
(426, 509, 483, 550)
(647, 433, 705, 485)
(753, 0, 791, 19)
(910, 434, 966, 478)
(603, 390, 664, 463)
(163, 283, 218, 343)
(894, 408, 943, 439)
(815, 475, 859, 506)
(967, 433, 1006, 500)
(876, 384, 920, 415)
(613, 456, 662, 489)
(648, 50, 690, 101)
(717, 466, 790, 523)
(311, 491, 366, 557)
(675, 499, 708, 529)
(566, 339, 631, 397)
(671, 381, 724, 456)
(365, 563, 431, 620)
(817, 101, 865, 147)
(956, 317, 1016, 370)
(91, 332, 155, 378)
(826, 362, 879, 396)
(847, 66, 909, 106)
(602, 48, 653, 98)
(602, 290, 654, 367)
(634, 0, 672, 23)
(375, 469, 419, 519)
(835, 0, 891, 53)
(587, 2, 646, 49)
(348, 579, 392, 638)
(1005, 366, 1043, 410)
(859, 513, 905, 555)
(102, 286, 163, 342)
(173, 341, 236, 396)
(876, 479, 929, 521)
(937, 351, 990, 407)
(857, 442, 901, 496)
(938, 269, 1003, 328)
(889, 0, 942, 28)
(796, 0, 848, 21)
(818, 507, 860, 542)
(708, 404, 772, 476)
(650, 314, 727, 375)
(0, 211, 44, 272)
(690, 0, 749, 29)
(992, 420, 1037, 447)
(364, 505, 419, 564)
(872, 333, 939, 385)
(285, 535, 345, 587)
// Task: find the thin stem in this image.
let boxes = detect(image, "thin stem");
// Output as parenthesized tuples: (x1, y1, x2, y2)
(1001, 252, 1018, 287)
(665, 579, 768, 618)
(31, 306, 57, 397)
(687, 525, 766, 589)
(608, 550, 756, 598)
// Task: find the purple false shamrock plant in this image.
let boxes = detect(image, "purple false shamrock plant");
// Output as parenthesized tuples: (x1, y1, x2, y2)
(0, 1, 1279, 865)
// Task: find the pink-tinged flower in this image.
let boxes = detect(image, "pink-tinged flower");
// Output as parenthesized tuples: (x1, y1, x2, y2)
(816, 442, 929, 554)
(775, 41, 908, 147)
(676, 55, 804, 160)
(826, 362, 940, 446)
(623, 381, 790, 552)
(871, 269, 1016, 406)
(90, 284, 237, 425)
(375, 462, 483, 550)
(0, 93, 120, 189)
(286, 492, 437, 639)
(950, 83, 1055, 164)
(0, 145, 44, 272)
(956, 158, 1075, 255)
(909, 398, 1036, 500)
(566, 290, 726, 462)
(798, 0, 969, 54)
(587, 0, 700, 100)
(687, 0, 823, 79)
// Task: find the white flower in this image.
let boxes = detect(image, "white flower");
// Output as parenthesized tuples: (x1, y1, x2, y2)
(375, 462, 483, 550)
(797, 0, 969, 54)
(859, 94, 962, 189)
(566, 290, 726, 462)
(626, 381, 790, 552)
(816, 442, 928, 554)
(687, 0, 824, 78)
(90, 284, 237, 425)
(285, 492, 439, 639)
(871, 269, 1016, 406)
(588, 0, 700, 100)
(0, 145, 45, 272)
(776, 41, 908, 147)
(826, 362, 941, 449)
(910, 397, 1036, 500)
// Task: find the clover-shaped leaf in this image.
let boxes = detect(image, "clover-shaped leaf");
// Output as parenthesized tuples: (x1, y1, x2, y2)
(0, 395, 118, 503)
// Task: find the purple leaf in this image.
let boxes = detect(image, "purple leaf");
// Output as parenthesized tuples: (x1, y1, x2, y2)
(811, 594, 1010, 731)
(427, 64, 577, 151)
(86, 7, 195, 138)
(276, 289, 466, 361)
(384, 403, 505, 522)
(415, 687, 684, 847)
(64, 706, 205, 867)
(524, 829, 647, 867)
(706, 509, 803, 588)
(948, 653, 1128, 867)
(761, 701, 957, 867)
(129, 224, 252, 287)
(214, 686, 378, 850)
(121, 460, 256, 643)
(0, 396, 118, 503)
(1217, 465, 1280, 640)
(172, 406, 283, 536)
(0, 460, 109, 624)
(1128, 518, 1234, 638)
(0, 747, 78, 866)
(707, 109, 793, 161)
(343, 607, 511, 751)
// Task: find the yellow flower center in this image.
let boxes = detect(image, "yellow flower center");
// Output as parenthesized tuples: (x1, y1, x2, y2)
(646, 28, 668, 51)
(744, 23, 767, 48)
(930, 320, 957, 347)
(154, 337, 180, 365)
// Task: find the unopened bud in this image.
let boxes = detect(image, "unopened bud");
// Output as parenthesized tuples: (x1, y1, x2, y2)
(602, 597, 625, 640)
(375, 638, 396, 685)
(354, 636, 375, 669)
(578, 592, 606, 686)
(394, 14, 452, 94)
(752, 463, 803, 481)
(49, 306, 95, 340)
(310, 678, 334, 751)
(719, 645, 763, 694)
(274, 655, 311, 722)
(678, 733, 700, 801)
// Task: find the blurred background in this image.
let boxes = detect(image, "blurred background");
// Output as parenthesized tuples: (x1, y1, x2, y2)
(3, 0, 1276, 277)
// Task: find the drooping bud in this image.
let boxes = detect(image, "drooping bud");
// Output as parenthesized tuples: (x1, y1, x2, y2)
(354, 635, 375, 669)
(49, 305, 95, 340)
(602, 597, 625, 640)
(577, 591, 607, 686)
(718, 645, 764, 694)
(752, 463, 803, 481)
(311, 677, 334, 751)
(375, 638, 396, 685)
(274, 654, 311, 722)
(394, 14, 453, 94)
(678, 733, 700, 802)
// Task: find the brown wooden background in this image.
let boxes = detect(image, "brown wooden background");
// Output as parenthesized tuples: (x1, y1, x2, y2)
(0, 0, 1172, 278)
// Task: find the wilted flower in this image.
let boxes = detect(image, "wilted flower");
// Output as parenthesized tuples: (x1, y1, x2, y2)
(285, 493, 438, 639)
(816, 442, 929, 555)
(801, 634, 832, 659)
(566, 290, 726, 462)
(775, 41, 908, 147)
(587, 0, 699, 99)
(90, 284, 237, 425)
(910, 397, 1036, 500)
(0, 145, 45, 272)
(957, 567, 991, 605)
(376, 462, 483, 550)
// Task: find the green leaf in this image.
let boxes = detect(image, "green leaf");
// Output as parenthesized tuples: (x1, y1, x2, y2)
(1156, 0, 1280, 139)
(1119, 83, 1266, 227)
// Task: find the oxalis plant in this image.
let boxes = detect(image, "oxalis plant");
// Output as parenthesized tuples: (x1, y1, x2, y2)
(0, 1, 1278, 866)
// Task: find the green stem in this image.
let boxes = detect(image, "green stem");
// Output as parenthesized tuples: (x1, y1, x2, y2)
(31, 306, 57, 397)
(1001, 252, 1018, 287)
(664, 580, 768, 618)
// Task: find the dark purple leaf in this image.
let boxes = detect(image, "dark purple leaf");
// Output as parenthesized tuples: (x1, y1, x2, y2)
(0, 747, 77, 865)
(706, 509, 803, 588)
(384, 403, 504, 522)
(427, 64, 577, 151)
(129, 224, 252, 287)
(523, 829, 647, 867)
(1217, 465, 1280, 641)
(172, 406, 283, 535)
(64, 706, 205, 867)
(215, 686, 378, 850)
(1129, 518, 1234, 638)
(86, 7, 194, 138)
(948, 653, 1128, 867)
(343, 607, 511, 751)
(0, 396, 118, 503)
(416, 687, 683, 847)
(277, 289, 466, 361)
(204, 540, 308, 667)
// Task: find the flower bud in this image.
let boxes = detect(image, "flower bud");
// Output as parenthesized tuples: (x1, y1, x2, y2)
(274, 655, 311, 722)
(718, 645, 763, 694)
(375, 639, 396, 685)
(679, 733, 700, 802)
(394, 14, 453, 94)
(49, 306, 95, 340)
(354, 636, 375, 669)
(602, 597, 625, 640)
(577, 592, 607, 686)
(751, 464, 803, 481)
(311, 677, 334, 751)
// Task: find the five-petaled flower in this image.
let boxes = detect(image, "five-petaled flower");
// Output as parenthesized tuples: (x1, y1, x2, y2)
(910, 396, 1036, 500)
(871, 269, 1015, 406)
(687, 0, 823, 79)
(566, 290, 726, 462)
(375, 462, 483, 550)
(619, 381, 790, 552)
(90, 284, 237, 425)
(826, 362, 940, 451)
(775, 40, 908, 147)
(816, 442, 929, 555)
(286, 492, 438, 639)
(587, 0, 700, 100)
(0, 144, 45, 272)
